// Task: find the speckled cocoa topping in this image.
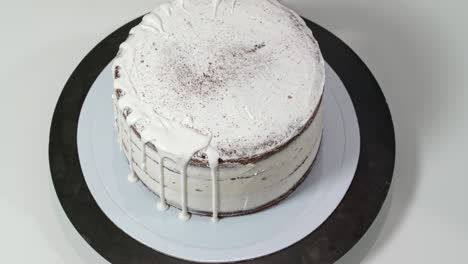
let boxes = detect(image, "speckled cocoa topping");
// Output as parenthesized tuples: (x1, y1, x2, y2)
(113, 0, 325, 165)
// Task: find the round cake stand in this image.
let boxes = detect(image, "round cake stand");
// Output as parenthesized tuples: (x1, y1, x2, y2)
(49, 17, 395, 264)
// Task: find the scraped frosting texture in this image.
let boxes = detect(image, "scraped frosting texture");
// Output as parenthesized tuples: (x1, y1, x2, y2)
(113, 0, 325, 221)
(114, 0, 324, 161)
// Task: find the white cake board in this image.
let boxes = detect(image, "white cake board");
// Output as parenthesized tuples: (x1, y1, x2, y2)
(77, 62, 360, 263)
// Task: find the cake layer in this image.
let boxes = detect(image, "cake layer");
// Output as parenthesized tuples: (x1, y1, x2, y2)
(115, 100, 323, 213)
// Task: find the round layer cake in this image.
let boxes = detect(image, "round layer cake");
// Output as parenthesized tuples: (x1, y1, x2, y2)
(112, 0, 325, 222)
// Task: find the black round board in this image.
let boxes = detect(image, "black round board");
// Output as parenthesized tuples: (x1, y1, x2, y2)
(48, 16, 395, 264)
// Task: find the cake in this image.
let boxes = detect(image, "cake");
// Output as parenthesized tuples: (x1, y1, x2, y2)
(112, 0, 325, 222)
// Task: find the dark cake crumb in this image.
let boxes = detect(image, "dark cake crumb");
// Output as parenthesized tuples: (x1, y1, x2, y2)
(115, 89, 125, 99)
(114, 66, 121, 79)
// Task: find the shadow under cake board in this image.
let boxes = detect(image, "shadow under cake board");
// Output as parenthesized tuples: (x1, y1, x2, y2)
(49, 17, 395, 264)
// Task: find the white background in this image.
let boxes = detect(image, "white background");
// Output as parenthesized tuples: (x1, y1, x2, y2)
(0, 0, 467, 263)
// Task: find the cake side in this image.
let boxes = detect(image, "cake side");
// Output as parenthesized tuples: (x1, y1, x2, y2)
(115, 99, 324, 214)
(111, 0, 326, 220)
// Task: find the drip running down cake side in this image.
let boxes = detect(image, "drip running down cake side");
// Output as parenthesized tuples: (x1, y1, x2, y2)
(112, 0, 325, 222)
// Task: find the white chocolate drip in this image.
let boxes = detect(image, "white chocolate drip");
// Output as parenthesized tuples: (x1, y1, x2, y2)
(116, 88, 219, 220)
(207, 146, 220, 222)
(141, 131, 154, 172)
(157, 157, 169, 211)
(178, 162, 191, 221)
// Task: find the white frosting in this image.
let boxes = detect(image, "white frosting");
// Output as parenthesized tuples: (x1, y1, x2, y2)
(178, 164, 191, 221)
(206, 146, 220, 222)
(115, 0, 324, 161)
(112, 0, 325, 221)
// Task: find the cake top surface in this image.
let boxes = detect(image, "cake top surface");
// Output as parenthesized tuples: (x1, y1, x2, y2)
(113, 0, 324, 162)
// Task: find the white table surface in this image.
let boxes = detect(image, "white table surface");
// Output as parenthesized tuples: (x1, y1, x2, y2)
(1, 0, 467, 263)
